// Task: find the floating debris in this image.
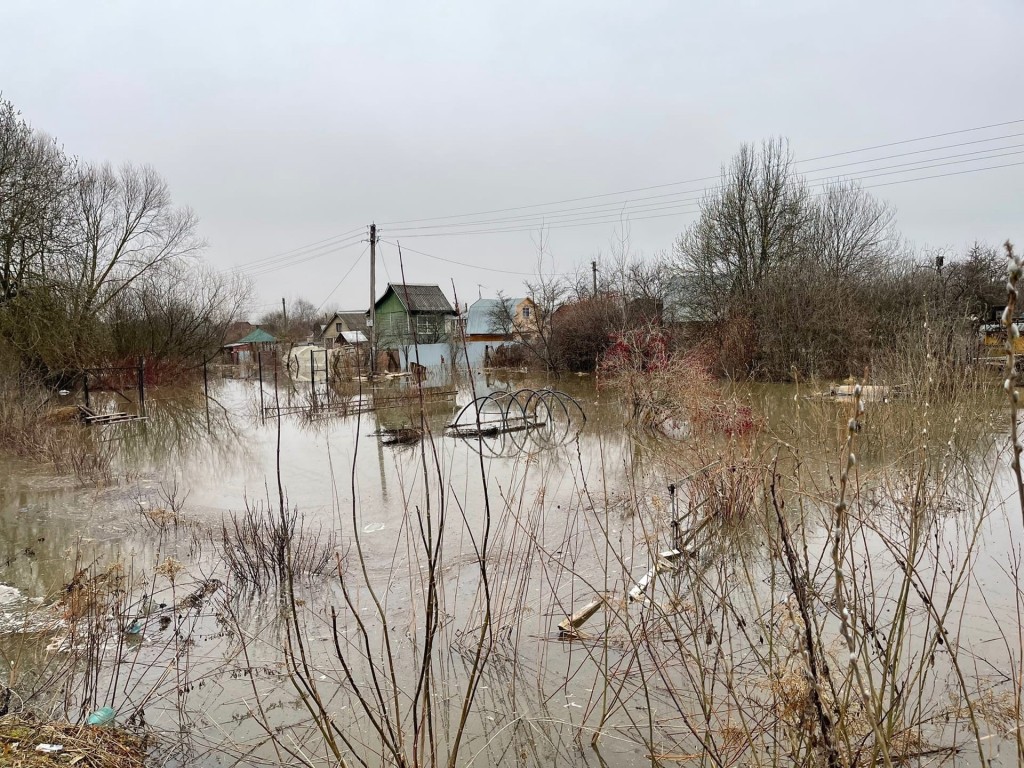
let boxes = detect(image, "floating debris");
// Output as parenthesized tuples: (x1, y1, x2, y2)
(378, 427, 423, 445)
(86, 707, 115, 727)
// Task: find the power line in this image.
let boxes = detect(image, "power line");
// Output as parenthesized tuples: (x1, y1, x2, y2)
(244, 238, 365, 278)
(377, 119, 1024, 227)
(240, 226, 365, 269)
(236, 232, 366, 276)
(239, 119, 1024, 278)
(379, 239, 566, 276)
(381, 157, 1024, 240)
(799, 118, 1024, 162)
(382, 140, 1024, 235)
(315, 244, 369, 312)
(379, 156, 1023, 239)
(371, 160, 1024, 287)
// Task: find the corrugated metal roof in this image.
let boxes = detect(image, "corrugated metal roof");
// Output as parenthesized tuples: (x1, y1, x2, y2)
(380, 283, 455, 314)
(335, 312, 368, 332)
(341, 330, 367, 344)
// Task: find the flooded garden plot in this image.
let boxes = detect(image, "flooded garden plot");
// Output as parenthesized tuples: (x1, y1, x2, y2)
(0, 371, 1021, 767)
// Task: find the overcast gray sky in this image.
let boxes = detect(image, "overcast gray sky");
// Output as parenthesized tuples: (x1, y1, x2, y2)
(2, 0, 1022, 318)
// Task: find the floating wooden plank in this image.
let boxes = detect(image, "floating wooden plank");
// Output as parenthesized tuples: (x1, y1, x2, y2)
(557, 597, 605, 638)
(76, 405, 146, 425)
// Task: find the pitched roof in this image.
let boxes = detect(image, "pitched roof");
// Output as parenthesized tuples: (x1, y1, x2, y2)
(232, 328, 277, 345)
(335, 311, 368, 332)
(465, 297, 527, 336)
(377, 283, 455, 314)
(319, 311, 369, 338)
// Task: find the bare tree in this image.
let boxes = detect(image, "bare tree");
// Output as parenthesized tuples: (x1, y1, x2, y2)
(486, 291, 516, 336)
(259, 297, 321, 340)
(106, 265, 253, 361)
(808, 181, 900, 282)
(63, 163, 202, 326)
(518, 231, 567, 369)
(943, 241, 1004, 320)
(674, 138, 809, 322)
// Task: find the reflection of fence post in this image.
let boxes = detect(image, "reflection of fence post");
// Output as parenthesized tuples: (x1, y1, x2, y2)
(83, 371, 90, 409)
(137, 357, 146, 417)
(257, 351, 265, 422)
(203, 358, 210, 430)
(310, 349, 317, 410)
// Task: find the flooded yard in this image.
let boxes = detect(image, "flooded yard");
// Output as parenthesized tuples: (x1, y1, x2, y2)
(0, 372, 1021, 767)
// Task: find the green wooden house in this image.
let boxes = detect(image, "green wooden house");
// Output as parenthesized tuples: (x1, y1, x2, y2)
(371, 283, 455, 349)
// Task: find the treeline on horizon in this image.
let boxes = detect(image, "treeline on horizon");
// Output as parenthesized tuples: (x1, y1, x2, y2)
(2, 98, 1009, 384)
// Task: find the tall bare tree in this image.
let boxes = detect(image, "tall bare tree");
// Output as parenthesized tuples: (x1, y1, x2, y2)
(674, 138, 809, 322)
(65, 162, 202, 322)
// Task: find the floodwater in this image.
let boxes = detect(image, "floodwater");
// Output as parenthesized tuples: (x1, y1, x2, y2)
(0, 372, 1021, 767)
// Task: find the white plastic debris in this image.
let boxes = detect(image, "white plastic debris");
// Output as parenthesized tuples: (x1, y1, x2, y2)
(36, 744, 64, 753)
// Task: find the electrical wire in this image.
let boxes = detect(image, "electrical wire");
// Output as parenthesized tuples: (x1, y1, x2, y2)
(381, 137, 1024, 233)
(240, 225, 368, 268)
(314, 244, 369, 313)
(380, 158, 1024, 240)
(380, 154, 1024, 239)
(241, 119, 1024, 277)
(379, 239, 571, 276)
(377, 119, 1024, 227)
(244, 238, 366, 278)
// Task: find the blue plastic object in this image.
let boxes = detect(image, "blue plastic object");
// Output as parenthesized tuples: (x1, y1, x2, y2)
(86, 706, 115, 726)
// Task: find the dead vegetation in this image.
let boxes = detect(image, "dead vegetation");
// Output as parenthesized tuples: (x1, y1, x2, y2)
(599, 329, 758, 437)
(0, 713, 147, 768)
(220, 496, 340, 593)
(0, 380, 113, 484)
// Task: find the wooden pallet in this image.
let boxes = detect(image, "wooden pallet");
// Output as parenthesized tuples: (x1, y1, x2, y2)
(77, 405, 146, 425)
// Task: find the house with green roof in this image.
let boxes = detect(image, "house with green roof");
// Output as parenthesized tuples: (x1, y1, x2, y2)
(222, 327, 278, 364)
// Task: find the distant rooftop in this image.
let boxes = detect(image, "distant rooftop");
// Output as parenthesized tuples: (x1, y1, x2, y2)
(227, 328, 276, 345)
(466, 297, 527, 336)
(377, 283, 455, 314)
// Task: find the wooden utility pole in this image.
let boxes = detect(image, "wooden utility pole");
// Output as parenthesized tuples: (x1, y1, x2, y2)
(281, 297, 287, 324)
(369, 223, 377, 377)
(592, 261, 598, 297)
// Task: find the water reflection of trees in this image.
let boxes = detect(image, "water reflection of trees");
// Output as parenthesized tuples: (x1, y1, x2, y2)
(110, 382, 257, 479)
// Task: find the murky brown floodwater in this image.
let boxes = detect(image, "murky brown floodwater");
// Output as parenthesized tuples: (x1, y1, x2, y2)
(0, 372, 1021, 767)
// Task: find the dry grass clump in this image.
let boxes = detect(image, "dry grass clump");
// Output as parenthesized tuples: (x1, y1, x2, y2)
(685, 453, 768, 521)
(0, 713, 146, 767)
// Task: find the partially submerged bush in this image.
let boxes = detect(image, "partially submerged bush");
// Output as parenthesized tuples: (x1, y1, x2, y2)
(599, 326, 757, 436)
(221, 498, 340, 593)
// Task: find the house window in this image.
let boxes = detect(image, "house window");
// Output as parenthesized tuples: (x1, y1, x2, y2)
(522, 307, 531, 319)
(416, 316, 436, 336)
(336, 322, 343, 333)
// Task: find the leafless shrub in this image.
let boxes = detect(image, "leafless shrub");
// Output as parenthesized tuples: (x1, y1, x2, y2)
(220, 497, 340, 593)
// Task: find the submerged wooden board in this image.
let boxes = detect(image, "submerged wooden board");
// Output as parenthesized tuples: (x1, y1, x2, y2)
(77, 405, 146, 425)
